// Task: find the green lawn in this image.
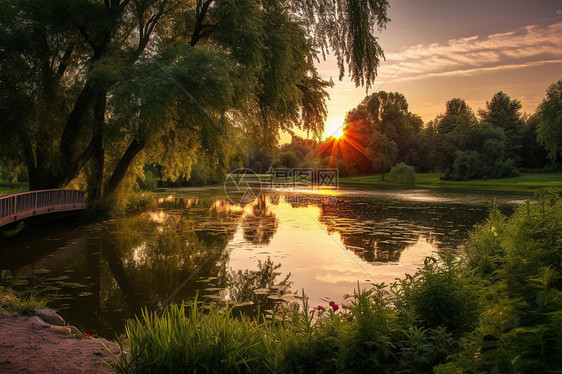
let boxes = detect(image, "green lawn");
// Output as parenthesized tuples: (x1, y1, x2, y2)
(339, 172, 562, 193)
(0, 180, 28, 196)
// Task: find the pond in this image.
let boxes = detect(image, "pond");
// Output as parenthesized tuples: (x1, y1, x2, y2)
(0, 187, 528, 338)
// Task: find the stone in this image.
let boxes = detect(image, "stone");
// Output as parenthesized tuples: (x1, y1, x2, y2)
(29, 316, 48, 325)
(35, 309, 65, 326)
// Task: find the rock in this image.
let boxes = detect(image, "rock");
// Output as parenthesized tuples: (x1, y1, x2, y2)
(29, 316, 48, 325)
(50, 325, 72, 335)
(35, 309, 65, 326)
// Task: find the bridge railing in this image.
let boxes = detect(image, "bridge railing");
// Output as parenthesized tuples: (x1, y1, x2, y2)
(0, 189, 86, 228)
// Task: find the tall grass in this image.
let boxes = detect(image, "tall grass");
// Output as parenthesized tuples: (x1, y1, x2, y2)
(110, 300, 275, 373)
(111, 191, 562, 373)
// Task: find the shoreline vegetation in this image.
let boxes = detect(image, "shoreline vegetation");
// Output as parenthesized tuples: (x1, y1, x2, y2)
(2, 192, 561, 372)
(2, 172, 561, 200)
(255, 172, 562, 194)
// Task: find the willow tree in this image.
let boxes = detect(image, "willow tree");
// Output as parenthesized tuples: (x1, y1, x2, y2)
(0, 0, 389, 199)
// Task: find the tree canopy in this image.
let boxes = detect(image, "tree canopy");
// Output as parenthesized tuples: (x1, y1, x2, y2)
(0, 0, 390, 200)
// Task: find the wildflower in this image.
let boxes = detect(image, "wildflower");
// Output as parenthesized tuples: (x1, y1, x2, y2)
(317, 305, 325, 312)
(85, 333, 90, 338)
(329, 301, 339, 311)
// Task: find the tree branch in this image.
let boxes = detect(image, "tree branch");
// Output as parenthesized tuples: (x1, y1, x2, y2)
(191, 0, 214, 46)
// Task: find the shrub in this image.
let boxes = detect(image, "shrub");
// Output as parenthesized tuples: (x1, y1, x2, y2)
(386, 162, 416, 188)
(400, 253, 482, 334)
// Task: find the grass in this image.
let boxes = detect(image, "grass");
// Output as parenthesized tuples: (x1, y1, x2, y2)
(0, 286, 46, 316)
(339, 172, 562, 193)
(0, 180, 28, 196)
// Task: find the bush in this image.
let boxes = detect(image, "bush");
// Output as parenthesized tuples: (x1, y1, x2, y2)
(400, 253, 482, 334)
(386, 162, 416, 188)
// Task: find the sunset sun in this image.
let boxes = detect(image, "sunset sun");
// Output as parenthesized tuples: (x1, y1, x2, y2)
(325, 116, 345, 139)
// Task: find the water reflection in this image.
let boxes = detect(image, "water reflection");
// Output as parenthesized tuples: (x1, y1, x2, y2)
(0, 188, 518, 338)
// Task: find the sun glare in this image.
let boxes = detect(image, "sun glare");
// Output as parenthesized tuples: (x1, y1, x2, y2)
(333, 127, 344, 139)
(325, 116, 346, 139)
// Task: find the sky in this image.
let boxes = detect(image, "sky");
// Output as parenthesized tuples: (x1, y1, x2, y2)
(286, 0, 562, 142)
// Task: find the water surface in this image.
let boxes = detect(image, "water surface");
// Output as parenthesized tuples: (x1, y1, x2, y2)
(0, 187, 525, 338)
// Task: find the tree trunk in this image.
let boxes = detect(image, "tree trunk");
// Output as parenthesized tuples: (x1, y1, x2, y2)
(105, 138, 146, 195)
(88, 91, 106, 202)
(60, 80, 98, 165)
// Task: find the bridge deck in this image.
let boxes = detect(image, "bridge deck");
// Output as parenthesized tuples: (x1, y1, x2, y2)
(0, 189, 86, 228)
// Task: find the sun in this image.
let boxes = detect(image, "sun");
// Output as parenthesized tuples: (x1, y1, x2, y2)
(333, 127, 344, 139)
(325, 116, 346, 139)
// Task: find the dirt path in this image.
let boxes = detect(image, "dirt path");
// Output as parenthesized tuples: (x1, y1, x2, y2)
(0, 316, 120, 374)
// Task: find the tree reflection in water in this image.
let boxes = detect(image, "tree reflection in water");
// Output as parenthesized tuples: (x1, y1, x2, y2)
(201, 258, 295, 318)
(242, 195, 279, 245)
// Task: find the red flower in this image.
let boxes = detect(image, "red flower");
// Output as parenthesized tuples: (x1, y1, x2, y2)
(329, 301, 339, 311)
(85, 333, 90, 338)
(317, 305, 326, 311)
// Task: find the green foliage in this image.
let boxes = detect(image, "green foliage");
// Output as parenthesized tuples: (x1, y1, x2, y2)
(0, 287, 46, 316)
(537, 79, 562, 162)
(0, 0, 389, 199)
(386, 163, 416, 188)
(110, 302, 274, 373)
(272, 151, 300, 169)
(400, 253, 482, 334)
(367, 131, 398, 179)
(445, 124, 520, 180)
(441, 191, 562, 372)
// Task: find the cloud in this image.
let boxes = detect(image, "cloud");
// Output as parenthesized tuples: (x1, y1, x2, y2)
(378, 22, 562, 82)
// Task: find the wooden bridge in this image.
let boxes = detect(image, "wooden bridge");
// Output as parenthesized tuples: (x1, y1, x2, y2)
(0, 189, 86, 228)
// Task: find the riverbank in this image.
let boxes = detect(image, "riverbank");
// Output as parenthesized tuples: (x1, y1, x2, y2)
(0, 180, 27, 195)
(339, 172, 562, 193)
(1, 288, 118, 373)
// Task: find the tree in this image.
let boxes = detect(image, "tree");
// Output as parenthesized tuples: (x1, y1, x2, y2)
(517, 114, 549, 170)
(432, 98, 479, 172)
(367, 131, 397, 180)
(0, 0, 390, 201)
(537, 79, 562, 162)
(447, 125, 519, 180)
(339, 91, 424, 174)
(272, 151, 299, 169)
(478, 91, 524, 163)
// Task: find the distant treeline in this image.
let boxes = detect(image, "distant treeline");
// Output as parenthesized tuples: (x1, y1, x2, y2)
(258, 78, 562, 181)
